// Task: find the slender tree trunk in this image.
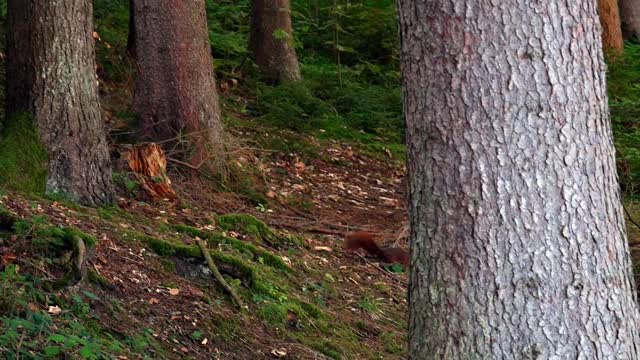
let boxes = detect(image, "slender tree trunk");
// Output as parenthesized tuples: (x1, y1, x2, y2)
(620, 0, 640, 40)
(249, 0, 301, 83)
(398, 0, 640, 358)
(132, 0, 223, 168)
(598, 0, 625, 51)
(5, 0, 114, 206)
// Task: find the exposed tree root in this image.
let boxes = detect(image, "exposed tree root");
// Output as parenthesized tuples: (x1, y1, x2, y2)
(196, 238, 244, 310)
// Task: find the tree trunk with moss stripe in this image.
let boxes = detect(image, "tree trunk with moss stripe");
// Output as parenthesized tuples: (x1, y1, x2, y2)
(398, 0, 640, 358)
(250, 0, 301, 83)
(5, 0, 114, 206)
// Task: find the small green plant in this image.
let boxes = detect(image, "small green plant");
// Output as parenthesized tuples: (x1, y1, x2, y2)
(357, 295, 380, 314)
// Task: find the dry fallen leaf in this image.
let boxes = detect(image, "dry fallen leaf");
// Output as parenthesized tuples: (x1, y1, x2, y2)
(149, 297, 160, 305)
(169, 288, 180, 296)
(271, 348, 287, 357)
(314, 246, 333, 252)
(266, 190, 277, 199)
(48, 305, 62, 316)
(201, 338, 208, 345)
(1, 252, 17, 266)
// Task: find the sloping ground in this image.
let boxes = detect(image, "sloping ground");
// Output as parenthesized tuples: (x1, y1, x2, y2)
(0, 138, 409, 359)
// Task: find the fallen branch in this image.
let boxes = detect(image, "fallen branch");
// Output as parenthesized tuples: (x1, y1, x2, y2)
(196, 238, 244, 310)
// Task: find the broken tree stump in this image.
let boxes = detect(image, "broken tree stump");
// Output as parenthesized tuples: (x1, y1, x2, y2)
(125, 144, 177, 200)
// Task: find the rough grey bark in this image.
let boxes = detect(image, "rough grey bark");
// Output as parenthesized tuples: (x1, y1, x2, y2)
(398, 0, 640, 358)
(5, 0, 114, 206)
(132, 0, 224, 168)
(249, 0, 301, 83)
(620, 0, 640, 40)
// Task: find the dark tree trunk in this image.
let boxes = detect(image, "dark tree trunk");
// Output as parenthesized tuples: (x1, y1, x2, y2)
(620, 0, 640, 40)
(249, 0, 301, 83)
(598, 0, 625, 51)
(5, 0, 32, 115)
(132, 0, 223, 168)
(398, 0, 640, 358)
(5, 0, 114, 206)
(126, 0, 136, 57)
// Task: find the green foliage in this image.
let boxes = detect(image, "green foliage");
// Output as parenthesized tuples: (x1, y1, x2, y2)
(608, 44, 640, 196)
(0, 113, 48, 194)
(0, 265, 154, 359)
(251, 62, 403, 157)
(205, 0, 251, 75)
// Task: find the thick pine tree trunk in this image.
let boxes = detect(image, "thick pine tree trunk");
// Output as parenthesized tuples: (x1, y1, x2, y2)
(398, 0, 640, 358)
(620, 0, 640, 40)
(5, 0, 114, 206)
(249, 0, 301, 83)
(126, 0, 136, 57)
(132, 0, 223, 168)
(598, 0, 625, 51)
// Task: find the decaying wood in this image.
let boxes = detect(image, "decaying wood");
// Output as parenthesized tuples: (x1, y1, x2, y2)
(125, 144, 177, 200)
(196, 238, 244, 310)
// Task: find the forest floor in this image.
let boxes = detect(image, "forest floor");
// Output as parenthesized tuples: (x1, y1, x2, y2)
(0, 124, 410, 359)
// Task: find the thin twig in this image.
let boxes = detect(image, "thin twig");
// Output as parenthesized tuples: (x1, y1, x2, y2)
(196, 239, 244, 310)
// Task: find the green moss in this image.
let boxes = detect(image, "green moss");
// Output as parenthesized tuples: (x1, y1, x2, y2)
(257, 302, 289, 326)
(88, 269, 113, 289)
(381, 332, 404, 354)
(310, 340, 342, 359)
(297, 300, 323, 319)
(63, 227, 98, 247)
(216, 214, 300, 247)
(159, 258, 176, 272)
(132, 231, 258, 288)
(0, 113, 48, 194)
(172, 224, 292, 272)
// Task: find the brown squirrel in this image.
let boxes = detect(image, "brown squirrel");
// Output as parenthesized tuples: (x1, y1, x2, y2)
(344, 231, 409, 267)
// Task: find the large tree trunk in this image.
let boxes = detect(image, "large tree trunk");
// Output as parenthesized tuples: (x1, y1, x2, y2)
(5, 0, 114, 206)
(126, 0, 136, 57)
(249, 0, 301, 83)
(620, 0, 640, 40)
(398, 0, 640, 358)
(132, 0, 223, 168)
(598, 0, 625, 51)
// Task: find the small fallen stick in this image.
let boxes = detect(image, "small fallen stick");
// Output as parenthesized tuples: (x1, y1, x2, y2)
(195, 238, 244, 310)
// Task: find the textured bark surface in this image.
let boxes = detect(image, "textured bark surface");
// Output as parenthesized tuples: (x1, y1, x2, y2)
(620, 0, 640, 40)
(132, 0, 223, 167)
(398, 0, 640, 358)
(5, 0, 114, 206)
(598, 0, 625, 51)
(249, 0, 301, 82)
(125, 144, 176, 200)
(5, 0, 33, 115)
